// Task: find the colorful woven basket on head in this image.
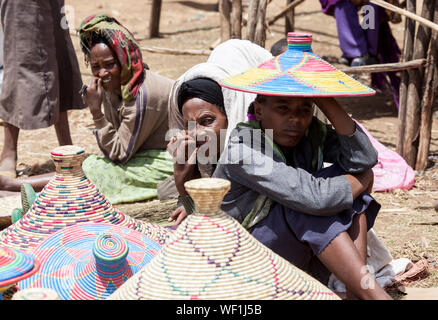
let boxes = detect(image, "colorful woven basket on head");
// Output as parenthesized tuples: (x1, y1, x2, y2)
(0, 246, 39, 300)
(219, 33, 375, 97)
(18, 223, 162, 300)
(0, 145, 170, 254)
(109, 178, 340, 300)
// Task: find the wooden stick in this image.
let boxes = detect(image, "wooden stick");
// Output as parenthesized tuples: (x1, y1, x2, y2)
(246, 0, 259, 42)
(397, 0, 416, 156)
(254, 0, 268, 47)
(340, 59, 425, 74)
(148, 0, 162, 38)
(141, 46, 212, 56)
(402, 0, 436, 168)
(267, 0, 304, 25)
(285, 0, 296, 35)
(231, 0, 242, 39)
(416, 6, 438, 171)
(219, 0, 232, 42)
(370, 0, 438, 33)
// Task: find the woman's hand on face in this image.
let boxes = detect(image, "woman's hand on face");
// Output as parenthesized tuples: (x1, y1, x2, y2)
(168, 206, 188, 226)
(85, 77, 103, 117)
(167, 130, 199, 195)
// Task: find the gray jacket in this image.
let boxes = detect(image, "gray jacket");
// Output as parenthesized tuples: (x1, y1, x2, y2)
(213, 119, 378, 223)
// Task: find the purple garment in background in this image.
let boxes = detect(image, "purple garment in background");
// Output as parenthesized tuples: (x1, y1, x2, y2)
(319, 0, 343, 16)
(319, 0, 401, 102)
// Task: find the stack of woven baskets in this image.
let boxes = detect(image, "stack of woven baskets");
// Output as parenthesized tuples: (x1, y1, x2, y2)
(0, 145, 170, 254)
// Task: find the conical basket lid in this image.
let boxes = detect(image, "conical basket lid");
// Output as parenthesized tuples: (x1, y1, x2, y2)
(0, 246, 39, 292)
(219, 32, 375, 97)
(109, 178, 339, 300)
(0, 145, 170, 253)
(18, 223, 162, 300)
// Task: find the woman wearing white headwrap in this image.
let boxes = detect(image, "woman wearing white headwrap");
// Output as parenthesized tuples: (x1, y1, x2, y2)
(164, 39, 272, 225)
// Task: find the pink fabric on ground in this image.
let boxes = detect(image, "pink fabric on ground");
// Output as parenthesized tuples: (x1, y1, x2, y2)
(355, 120, 415, 192)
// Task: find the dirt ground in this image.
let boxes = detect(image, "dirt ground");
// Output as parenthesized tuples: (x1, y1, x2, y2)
(0, 0, 437, 297)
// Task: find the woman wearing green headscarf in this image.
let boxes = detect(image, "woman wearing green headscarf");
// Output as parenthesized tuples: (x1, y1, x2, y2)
(0, 14, 175, 207)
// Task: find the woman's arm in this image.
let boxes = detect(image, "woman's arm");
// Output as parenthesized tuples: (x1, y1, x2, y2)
(218, 126, 356, 216)
(92, 84, 166, 164)
(85, 76, 146, 164)
(315, 98, 378, 172)
(314, 97, 355, 135)
(167, 130, 200, 197)
(312, 97, 377, 199)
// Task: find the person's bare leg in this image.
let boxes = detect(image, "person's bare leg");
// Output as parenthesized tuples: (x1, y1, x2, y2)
(344, 171, 376, 298)
(317, 231, 392, 300)
(0, 173, 54, 192)
(54, 111, 73, 146)
(0, 122, 19, 176)
(0, 190, 19, 197)
(348, 213, 368, 261)
(345, 213, 368, 299)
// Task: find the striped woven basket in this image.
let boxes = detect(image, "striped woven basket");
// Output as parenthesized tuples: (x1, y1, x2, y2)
(0, 246, 39, 300)
(0, 145, 170, 254)
(109, 178, 340, 300)
(18, 223, 162, 300)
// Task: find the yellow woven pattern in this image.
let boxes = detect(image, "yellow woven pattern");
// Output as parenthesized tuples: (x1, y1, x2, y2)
(291, 71, 371, 94)
(222, 68, 277, 88)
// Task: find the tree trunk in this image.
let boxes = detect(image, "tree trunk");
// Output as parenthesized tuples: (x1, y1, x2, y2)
(148, 0, 162, 38)
(231, 0, 242, 39)
(219, 0, 232, 42)
(416, 6, 438, 171)
(285, 0, 295, 35)
(402, 0, 436, 168)
(397, 0, 416, 155)
(254, 0, 268, 47)
(246, 0, 260, 42)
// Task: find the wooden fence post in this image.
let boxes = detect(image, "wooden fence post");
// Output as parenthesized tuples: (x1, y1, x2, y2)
(219, 0, 232, 42)
(254, 0, 268, 47)
(402, 0, 436, 168)
(148, 0, 162, 38)
(246, 0, 260, 42)
(231, 0, 242, 39)
(397, 0, 416, 156)
(285, 0, 295, 35)
(416, 5, 438, 171)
